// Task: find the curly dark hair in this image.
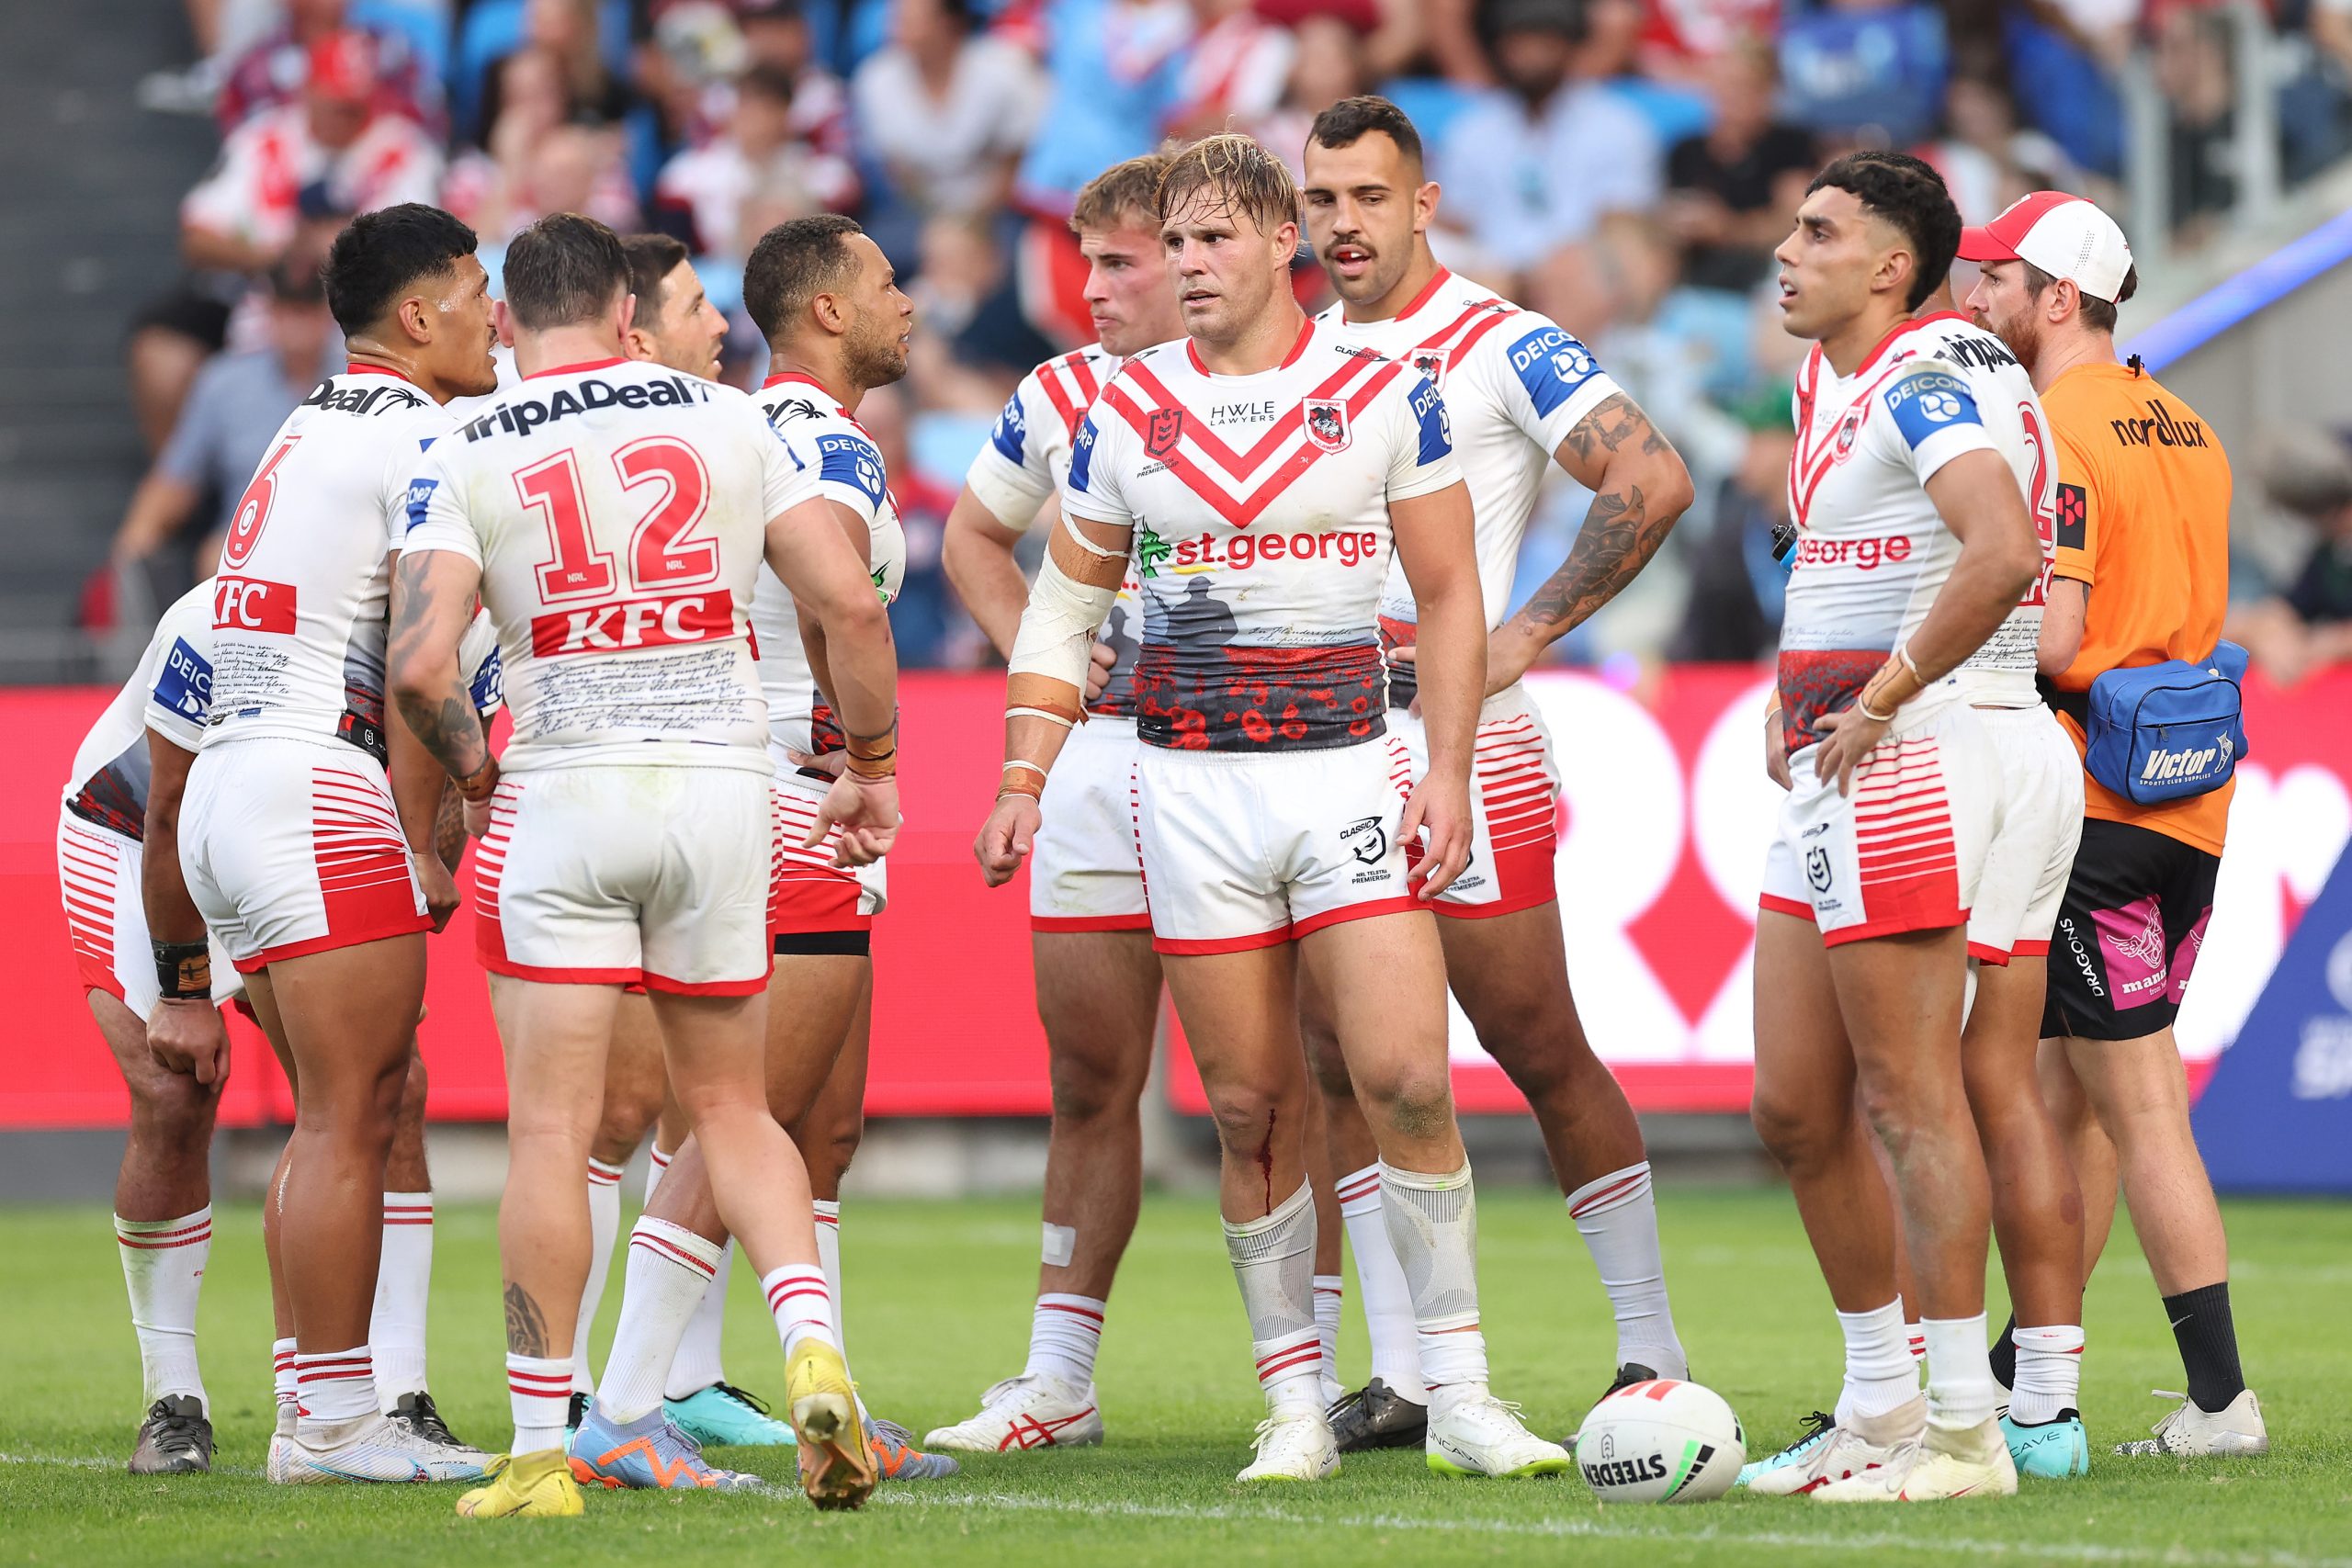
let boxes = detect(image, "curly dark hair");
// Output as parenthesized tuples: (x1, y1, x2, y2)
(1806, 151, 1962, 311)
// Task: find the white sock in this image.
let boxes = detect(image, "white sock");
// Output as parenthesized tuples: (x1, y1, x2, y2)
(506, 1351, 571, 1455)
(1312, 1274, 1344, 1394)
(643, 1143, 673, 1205)
(663, 1242, 734, 1400)
(1379, 1161, 1488, 1405)
(763, 1265, 840, 1359)
(1224, 1181, 1322, 1416)
(1836, 1298, 1919, 1425)
(294, 1346, 376, 1429)
(813, 1201, 847, 1366)
(1922, 1313, 1999, 1432)
(596, 1217, 723, 1424)
(1338, 1162, 1424, 1401)
(369, 1193, 434, 1408)
(1564, 1163, 1686, 1379)
(272, 1337, 298, 1416)
(572, 1159, 626, 1395)
(2007, 1324, 2084, 1426)
(115, 1208, 211, 1410)
(1023, 1293, 1106, 1386)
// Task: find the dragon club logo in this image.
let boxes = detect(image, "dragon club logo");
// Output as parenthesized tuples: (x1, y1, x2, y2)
(1303, 399, 1351, 453)
(1409, 349, 1449, 389)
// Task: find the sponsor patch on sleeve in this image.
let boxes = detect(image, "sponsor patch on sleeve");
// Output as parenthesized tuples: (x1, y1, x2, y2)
(1883, 368, 1982, 449)
(1505, 325, 1600, 417)
(816, 433, 887, 508)
(1408, 376, 1452, 465)
(989, 388, 1027, 464)
(468, 644, 503, 713)
(403, 476, 438, 534)
(1069, 414, 1101, 493)
(151, 637, 213, 721)
(2054, 481, 2088, 552)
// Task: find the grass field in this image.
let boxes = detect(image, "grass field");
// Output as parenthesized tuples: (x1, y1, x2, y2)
(2, 1186, 2347, 1566)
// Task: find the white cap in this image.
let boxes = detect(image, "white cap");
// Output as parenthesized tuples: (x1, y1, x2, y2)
(1956, 191, 2134, 303)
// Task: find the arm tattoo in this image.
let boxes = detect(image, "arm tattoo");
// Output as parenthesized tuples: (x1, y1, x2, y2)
(504, 1280, 549, 1357)
(390, 553, 490, 782)
(1516, 395, 1680, 637)
(434, 778, 467, 874)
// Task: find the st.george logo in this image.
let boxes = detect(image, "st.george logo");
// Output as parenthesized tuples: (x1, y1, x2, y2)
(1410, 348, 1449, 389)
(1146, 408, 1183, 459)
(1303, 400, 1351, 454)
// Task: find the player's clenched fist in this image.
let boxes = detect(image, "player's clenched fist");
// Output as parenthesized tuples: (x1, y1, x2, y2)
(811, 772, 899, 867)
(1401, 774, 1473, 901)
(975, 794, 1041, 887)
(148, 997, 230, 1087)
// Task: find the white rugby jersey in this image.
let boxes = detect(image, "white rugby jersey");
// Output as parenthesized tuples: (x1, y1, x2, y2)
(748, 372, 907, 758)
(966, 343, 1148, 718)
(1779, 321, 2013, 750)
(1061, 318, 1463, 751)
(402, 355, 817, 774)
(205, 366, 455, 759)
(1317, 268, 1622, 703)
(67, 584, 501, 841)
(1871, 312, 2058, 705)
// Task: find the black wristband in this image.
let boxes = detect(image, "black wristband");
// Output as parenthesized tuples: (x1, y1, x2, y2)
(153, 940, 210, 1001)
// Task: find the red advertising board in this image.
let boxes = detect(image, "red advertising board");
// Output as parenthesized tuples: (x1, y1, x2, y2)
(8, 668, 2350, 1128)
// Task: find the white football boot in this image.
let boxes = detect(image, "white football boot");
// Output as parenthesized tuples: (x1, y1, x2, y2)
(1746, 1395, 1925, 1496)
(1238, 1408, 1340, 1483)
(1425, 1391, 1573, 1479)
(276, 1412, 491, 1483)
(266, 1401, 299, 1484)
(922, 1374, 1103, 1453)
(1814, 1416, 2018, 1502)
(2114, 1389, 2268, 1457)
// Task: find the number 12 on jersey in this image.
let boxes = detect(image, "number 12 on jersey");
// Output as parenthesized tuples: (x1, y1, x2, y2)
(519, 438, 717, 603)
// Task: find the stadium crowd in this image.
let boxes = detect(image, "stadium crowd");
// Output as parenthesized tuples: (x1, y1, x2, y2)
(108, 0, 2352, 676)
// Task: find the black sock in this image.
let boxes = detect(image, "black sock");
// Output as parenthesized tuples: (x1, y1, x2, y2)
(1986, 1313, 2020, 1392)
(2161, 1283, 2246, 1411)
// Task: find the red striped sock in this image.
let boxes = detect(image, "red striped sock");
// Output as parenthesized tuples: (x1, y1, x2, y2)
(294, 1345, 376, 1426)
(272, 1337, 299, 1415)
(506, 1352, 571, 1456)
(763, 1264, 838, 1359)
(1024, 1293, 1106, 1385)
(1252, 1327, 1325, 1411)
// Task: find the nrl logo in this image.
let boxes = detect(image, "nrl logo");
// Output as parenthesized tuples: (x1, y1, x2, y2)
(1409, 348, 1449, 389)
(1303, 399, 1351, 453)
(1146, 408, 1184, 458)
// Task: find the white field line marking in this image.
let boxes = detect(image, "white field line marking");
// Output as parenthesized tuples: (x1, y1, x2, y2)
(876, 1487, 2352, 1568)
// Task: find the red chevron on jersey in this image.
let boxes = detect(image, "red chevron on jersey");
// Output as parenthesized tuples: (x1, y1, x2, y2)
(1035, 349, 1104, 443)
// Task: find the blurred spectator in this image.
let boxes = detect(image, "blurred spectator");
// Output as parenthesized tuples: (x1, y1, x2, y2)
(527, 0, 634, 122)
(2153, 3, 2239, 238)
(1255, 0, 1427, 79)
(1164, 0, 1296, 143)
(1260, 16, 1374, 176)
(1578, 0, 1711, 144)
(910, 215, 1060, 394)
(111, 264, 339, 580)
(655, 62, 858, 257)
(1668, 386, 1795, 661)
(1920, 66, 2082, 222)
(1640, 0, 1787, 72)
(1779, 0, 1950, 146)
(214, 0, 438, 130)
(852, 0, 1045, 222)
(740, 0, 855, 161)
(2233, 431, 2352, 685)
(1012, 0, 1193, 217)
(1433, 0, 1665, 278)
(444, 47, 640, 239)
(1663, 38, 1817, 292)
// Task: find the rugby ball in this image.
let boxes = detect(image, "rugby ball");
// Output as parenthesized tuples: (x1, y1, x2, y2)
(1573, 1379, 1745, 1504)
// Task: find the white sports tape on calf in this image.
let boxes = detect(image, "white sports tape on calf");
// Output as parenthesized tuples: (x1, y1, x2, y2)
(1042, 1224, 1077, 1268)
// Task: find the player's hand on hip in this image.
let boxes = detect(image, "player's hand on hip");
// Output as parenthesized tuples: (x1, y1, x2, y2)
(1084, 641, 1117, 705)
(1765, 707, 1792, 790)
(1480, 630, 1534, 697)
(1811, 705, 1889, 797)
(1400, 774, 1472, 900)
(813, 773, 899, 866)
(413, 850, 461, 932)
(786, 747, 849, 778)
(462, 794, 494, 840)
(1387, 644, 1425, 717)
(149, 998, 231, 1087)
(975, 795, 1041, 888)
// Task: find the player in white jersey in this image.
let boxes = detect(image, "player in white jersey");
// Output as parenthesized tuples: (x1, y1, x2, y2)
(1743, 154, 2046, 1504)
(1745, 231, 2095, 1488)
(149, 205, 501, 1486)
(64, 581, 503, 1475)
(934, 152, 1206, 1452)
(390, 212, 899, 1517)
(577, 214, 955, 1488)
(977, 134, 1566, 1484)
(1295, 96, 1702, 1448)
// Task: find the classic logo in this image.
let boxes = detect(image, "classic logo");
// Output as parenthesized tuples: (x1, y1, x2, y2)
(1146, 408, 1183, 459)
(1304, 399, 1351, 454)
(1409, 348, 1449, 389)
(1341, 815, 1386, 865)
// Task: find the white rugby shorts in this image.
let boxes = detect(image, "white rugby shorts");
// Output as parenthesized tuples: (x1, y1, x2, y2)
(1758, 701, 1998, 947)
(769, 761, 887, 939)
(1135, 733, 1425, 954)
(1030, 715, 1150, 932)
(57, 811, 243, 1019)
(474, 765, 769, 994)
(1964, 703, 2085, 964)
(180, 736, 430, 971)
(1389, 683, 1562, 919)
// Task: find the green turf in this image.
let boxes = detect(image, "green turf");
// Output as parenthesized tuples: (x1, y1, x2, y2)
(2, 1187, 2346, 1566)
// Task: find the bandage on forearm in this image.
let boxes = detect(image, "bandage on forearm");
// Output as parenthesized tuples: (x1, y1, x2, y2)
(1856, 642, 1926, 720)
(1009, 535, 1119, 694)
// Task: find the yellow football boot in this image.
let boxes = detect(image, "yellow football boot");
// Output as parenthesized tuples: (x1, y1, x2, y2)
(786, 1340, 876, 1510)
(455, 1448, 584, 1517)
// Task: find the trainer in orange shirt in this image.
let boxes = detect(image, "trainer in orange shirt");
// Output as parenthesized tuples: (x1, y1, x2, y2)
(1963, 192, 2266, 1460)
